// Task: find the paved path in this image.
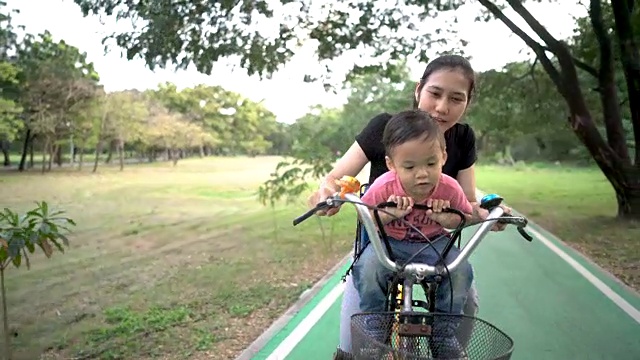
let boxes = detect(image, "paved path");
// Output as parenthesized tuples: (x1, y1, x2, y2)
(242, 205, 640, 360)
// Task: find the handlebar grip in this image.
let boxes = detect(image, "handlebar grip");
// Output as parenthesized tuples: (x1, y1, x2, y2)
(293, 202, 328, 226)
(517, 227, 533, 241)
(293, 209, 316, 226)
(496, 215, 534, 242)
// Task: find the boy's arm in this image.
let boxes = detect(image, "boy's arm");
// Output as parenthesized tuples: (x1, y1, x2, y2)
(450, 183, 480, 226)
(429, 180, 477, 229)
(360, 181, 398, 226)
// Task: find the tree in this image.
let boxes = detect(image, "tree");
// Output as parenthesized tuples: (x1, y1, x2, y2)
(100, 90, 149, 171)
(0, 62, 22, 166)
(0, 2, 22, 167)
(466, 61, 588, 163)
(149, 83, 278, 156)
(71, 0, 466, 86)
(73, 0, 640, 218)
(0, 202, 75, 360)
(258, 63, 411, 208)
(468, 1, 640, 218)
(141, 104, 208, 165)
(14, 31, 100, 172)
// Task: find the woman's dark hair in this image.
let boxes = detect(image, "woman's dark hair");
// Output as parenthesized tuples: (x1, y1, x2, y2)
(412, 54, 476, 108)
(383, 109, 445, 155)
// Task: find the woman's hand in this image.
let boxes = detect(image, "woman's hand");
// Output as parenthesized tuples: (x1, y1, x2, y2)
(473, 203, 512, 231)
(492, 204, 512, 231)
(307, 182, 341, 216)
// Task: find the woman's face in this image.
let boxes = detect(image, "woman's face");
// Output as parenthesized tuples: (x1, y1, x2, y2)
(414, 68, 471, 132)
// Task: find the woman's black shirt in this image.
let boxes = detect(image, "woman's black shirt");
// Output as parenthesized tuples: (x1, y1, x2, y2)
(355, 112, 477, 184)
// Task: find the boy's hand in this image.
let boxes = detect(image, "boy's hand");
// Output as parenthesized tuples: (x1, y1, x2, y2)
(385, 195, 414, 219)
(426, 199, 460, 227)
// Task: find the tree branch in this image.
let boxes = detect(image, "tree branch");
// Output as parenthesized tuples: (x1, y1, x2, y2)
(516, 56, 538, 80)
(542, 44, 598, 77)
(477, 0, 564, 95)
(589, 0, 629, 163)
(506, 0, 561, 48)
(514, 56, 540, 92)
(573, 56, 599, 77)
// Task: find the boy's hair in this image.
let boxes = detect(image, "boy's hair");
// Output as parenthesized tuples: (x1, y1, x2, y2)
(382, 110, 446, 155)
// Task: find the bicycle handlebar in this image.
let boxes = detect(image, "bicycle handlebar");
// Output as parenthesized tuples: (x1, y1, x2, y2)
(294, 177, 533, 278)
(375, 201, 466, 220)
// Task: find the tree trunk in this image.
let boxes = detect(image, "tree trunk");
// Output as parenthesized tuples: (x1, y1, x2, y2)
(610, 0, 640, 166)
(118, 140, 125, 171)
(18, 129, 31, 171)
(609, 166, 640, 218)
(105, 140, 114, 164)
(47, 143, 54, 171)
(1, 143, 9, 167)
(94, 112, 107, 173)
(79, 148, 84, 171)
(41, 138, 48, 174)
(28, 142, 34, 169)
(93, 140, 102, 173)
(55, 144, 63, 167)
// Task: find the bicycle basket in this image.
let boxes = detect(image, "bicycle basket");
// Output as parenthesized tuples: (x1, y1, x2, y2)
(351, 311, 513, 360)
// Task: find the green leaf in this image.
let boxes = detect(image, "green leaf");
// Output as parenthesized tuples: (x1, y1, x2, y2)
(7, 237, 24, 258)
(22, 248, 30, 270)
(11, 252, 21, 268)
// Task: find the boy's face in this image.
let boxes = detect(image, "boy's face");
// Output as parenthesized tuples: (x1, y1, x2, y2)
(385, 137, 447, 199)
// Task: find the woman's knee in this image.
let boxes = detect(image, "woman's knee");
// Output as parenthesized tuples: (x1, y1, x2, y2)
(352, 246, 382, 285)
(468, 281, 479, 307)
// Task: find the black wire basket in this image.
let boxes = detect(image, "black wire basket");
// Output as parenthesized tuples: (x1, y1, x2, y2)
(351, 311, 514, 360)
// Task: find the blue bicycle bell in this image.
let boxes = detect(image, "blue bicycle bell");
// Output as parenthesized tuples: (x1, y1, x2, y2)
(480, 193, 504, 210)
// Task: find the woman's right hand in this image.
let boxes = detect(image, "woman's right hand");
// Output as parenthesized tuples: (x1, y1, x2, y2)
(307, 184, 342, 216)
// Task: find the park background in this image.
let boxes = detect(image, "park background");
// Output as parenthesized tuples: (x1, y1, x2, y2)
(0, 0, 639, 359)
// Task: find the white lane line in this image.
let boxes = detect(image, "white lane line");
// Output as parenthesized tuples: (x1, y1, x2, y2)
(527, 226, 640, 324)
(266, 281, 346, 360)
(477, 189, 640, 324)
(265, 190, 640, 360)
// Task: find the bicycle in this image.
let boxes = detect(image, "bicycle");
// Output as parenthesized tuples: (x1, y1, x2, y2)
(293, 176, 533, 360)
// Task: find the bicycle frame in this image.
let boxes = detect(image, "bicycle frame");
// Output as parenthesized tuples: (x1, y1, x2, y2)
(294, 176, 532, 358)
(344, 192, 507, 281)
(344, 192, 510, 348)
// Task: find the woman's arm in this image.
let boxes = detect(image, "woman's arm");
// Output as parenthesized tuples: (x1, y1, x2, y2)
(457, 165, 477, 204)
(308, 141, 369, 216)
(457, 164, 510, 230)
(320, 141, 369, 191)
(457, 165, 488, 224)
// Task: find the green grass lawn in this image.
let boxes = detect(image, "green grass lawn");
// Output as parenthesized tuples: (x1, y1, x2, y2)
(0, 157, 637, 360)
(0, 156, 359, 360)
(476, 163, 639, 290)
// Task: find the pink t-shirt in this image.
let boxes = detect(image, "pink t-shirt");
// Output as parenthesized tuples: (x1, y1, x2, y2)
(361, 171, 473, 241)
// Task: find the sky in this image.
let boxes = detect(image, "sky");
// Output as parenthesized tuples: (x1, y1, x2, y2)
(5, 0, 587, 124)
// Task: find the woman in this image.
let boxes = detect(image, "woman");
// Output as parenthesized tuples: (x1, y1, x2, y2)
(307, 54, 511, 359)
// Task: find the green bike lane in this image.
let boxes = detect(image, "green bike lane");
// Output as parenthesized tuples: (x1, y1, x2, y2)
(243, 215, 640, 360)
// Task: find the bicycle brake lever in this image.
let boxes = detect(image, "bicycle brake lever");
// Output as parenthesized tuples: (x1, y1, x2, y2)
(517, 226, 533, 242)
